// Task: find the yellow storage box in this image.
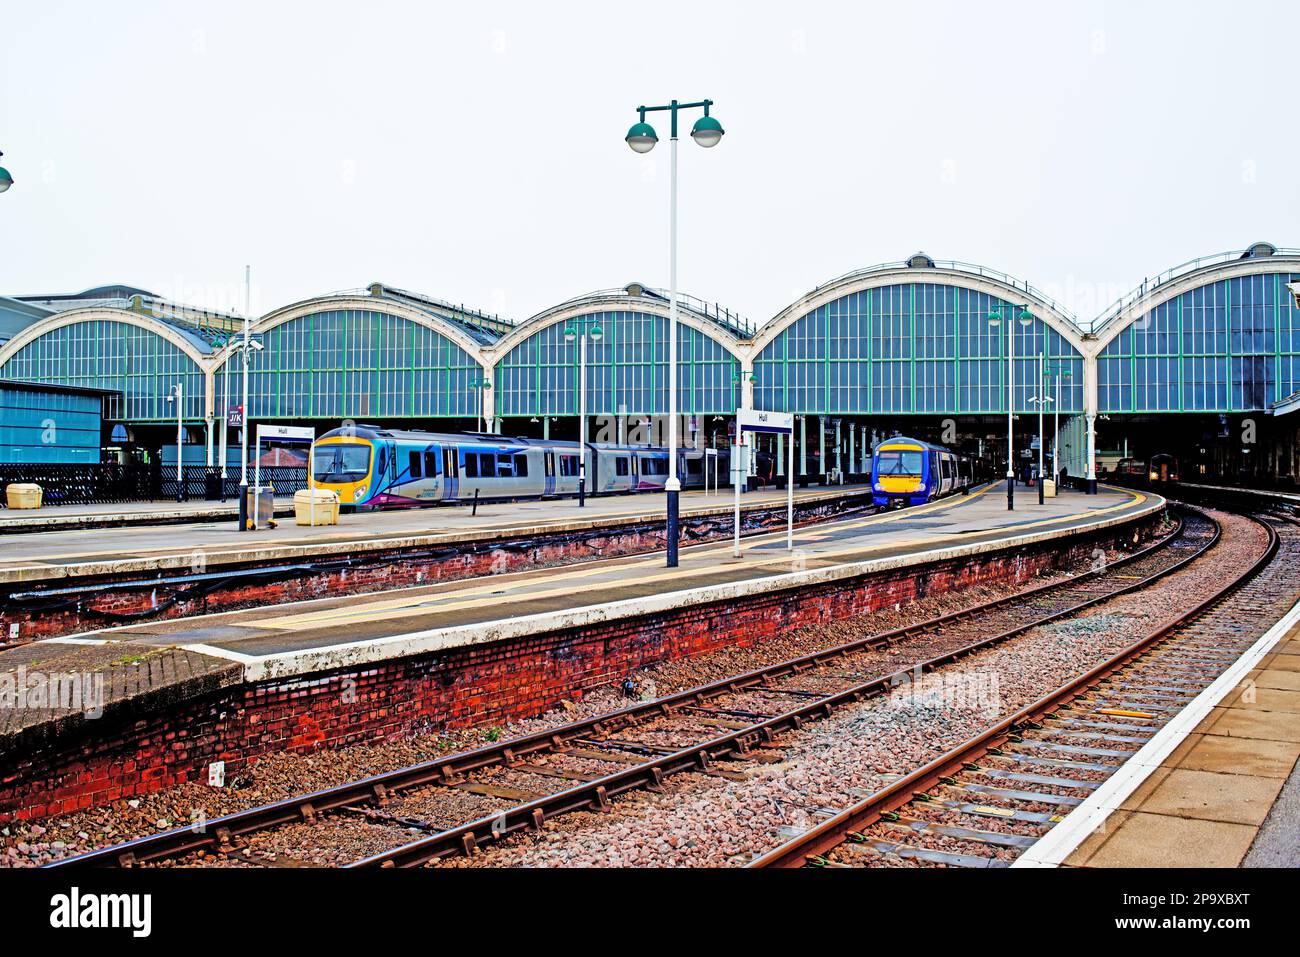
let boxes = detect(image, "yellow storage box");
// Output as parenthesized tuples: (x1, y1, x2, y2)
(5, 483, 43, 509)
(294, 488, 340, 526)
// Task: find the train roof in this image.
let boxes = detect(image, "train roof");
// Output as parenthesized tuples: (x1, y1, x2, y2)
(315, 426, 717, 454)
(873, 436, 962, 455)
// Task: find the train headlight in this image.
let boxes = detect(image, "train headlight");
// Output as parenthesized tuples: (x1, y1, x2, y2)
(355, 484, 368, 499)
(1148, 472, 1158, 481)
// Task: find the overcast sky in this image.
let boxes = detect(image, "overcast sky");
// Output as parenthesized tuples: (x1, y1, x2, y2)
(3, 1, 1298, 328)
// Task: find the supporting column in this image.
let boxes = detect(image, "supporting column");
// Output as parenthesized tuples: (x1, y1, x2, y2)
(835, 419, 843, 480)
(543, 416, 550, 440)
(818, 416, 826, 484)
(776, 433, 785, 477)
(847, 423, 855, 480)
(1086, 413, 1098, 494)
(799, 415, 807, 477)
(1083, 351, 1099, 494)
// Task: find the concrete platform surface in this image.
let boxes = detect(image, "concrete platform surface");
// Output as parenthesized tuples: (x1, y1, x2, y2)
(19, 485, 1155, 686)
(1065, 618, 1300, 868)
(0, 484, 868, 587)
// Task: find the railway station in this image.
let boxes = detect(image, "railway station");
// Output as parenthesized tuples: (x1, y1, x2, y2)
(1, 245, 1300, 884)
(3, 2, 1299, 941)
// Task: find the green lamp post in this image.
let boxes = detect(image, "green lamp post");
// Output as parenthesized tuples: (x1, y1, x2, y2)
(624, 98, 725, 568)
(564, 318, 603, 507)
(988, 304, 1034, 510)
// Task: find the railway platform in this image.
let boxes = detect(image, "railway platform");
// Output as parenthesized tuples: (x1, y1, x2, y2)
(0, 484, 1166, 821)
(0, 484, 868, 588)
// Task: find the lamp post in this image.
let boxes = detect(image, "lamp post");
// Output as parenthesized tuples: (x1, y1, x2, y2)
(165, 383, 184, 503)
(1027, 352, 1052, 505)
(1044, 362, 1073, 489)
(564, 318, 604, 507)
(987, 304, 1033, 510)
(233, 330, 262, 529)
(468, 376, 492, 433)
(626, 97, 724, 568)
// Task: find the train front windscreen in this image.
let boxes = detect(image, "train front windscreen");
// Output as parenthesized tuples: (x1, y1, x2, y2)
(313, 443, 372, 484)
(877, 449, 923, 475)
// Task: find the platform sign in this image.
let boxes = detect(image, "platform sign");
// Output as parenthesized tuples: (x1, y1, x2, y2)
(253, 423, 316, 530)
(737, 408, 793, 435)
(734, 408, 797, 557)
(227, 405, 244, 428)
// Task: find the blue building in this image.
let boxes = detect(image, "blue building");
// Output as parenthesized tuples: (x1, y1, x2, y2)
(0, 380, 111, 464)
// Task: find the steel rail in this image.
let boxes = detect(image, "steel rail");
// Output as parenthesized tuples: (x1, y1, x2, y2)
(345, 509, 1210, 868)
(51, 506, 1184, 869)
(748, 511, 1278, 868)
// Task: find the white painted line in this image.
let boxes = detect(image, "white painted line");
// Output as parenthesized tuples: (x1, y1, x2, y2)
(185, 643, 262, 665)
(1013, 590, 1300, 868)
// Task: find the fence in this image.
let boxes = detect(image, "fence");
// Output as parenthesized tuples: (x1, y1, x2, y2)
(0, 463, 308, 507)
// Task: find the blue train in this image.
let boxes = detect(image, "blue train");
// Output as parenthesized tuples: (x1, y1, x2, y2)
(871, 436, 978, 507)
(310, 426, 742, 509)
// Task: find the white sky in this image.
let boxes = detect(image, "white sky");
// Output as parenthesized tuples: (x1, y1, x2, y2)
(3, 0, 1298, 328)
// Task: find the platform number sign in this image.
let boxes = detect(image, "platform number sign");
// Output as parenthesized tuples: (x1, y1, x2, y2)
(227, 406, 244, 427)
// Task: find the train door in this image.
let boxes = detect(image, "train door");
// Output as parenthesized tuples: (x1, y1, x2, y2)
(630, 454, 640, 491)
(544, 450, 556, 497)
(441, 446, 459, 501)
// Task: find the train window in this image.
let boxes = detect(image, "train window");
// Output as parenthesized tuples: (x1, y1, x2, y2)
(514, 453, 529, 477)
(686, 458, 702, 476)
(408, 451, 422, 479)
(640, 458, 667, 475)
(496, 454, 514, 477)
(876, 450, 922, 475)
(559, 454, 579, 477)
(424, 451, 438, 477)
(313, 444, 371, 482)
(615, 457, 629, 476)
(463, 453, 479, 478)
(479, 454, 498, 478)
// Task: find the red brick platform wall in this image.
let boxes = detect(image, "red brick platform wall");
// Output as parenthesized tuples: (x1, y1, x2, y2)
(0, 514, 1159, 821)
(2, 493, 872, 644)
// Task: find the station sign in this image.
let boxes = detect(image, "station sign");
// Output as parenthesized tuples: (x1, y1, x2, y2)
(256, 423, 314, 442)
(736, 408, 794, 435)
(227, 405, 244, 427)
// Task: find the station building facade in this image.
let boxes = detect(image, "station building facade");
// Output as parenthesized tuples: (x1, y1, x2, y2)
(2, 246, 1298, 483)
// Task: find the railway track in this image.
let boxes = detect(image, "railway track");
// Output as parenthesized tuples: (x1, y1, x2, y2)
(750, 506, 1290, 868)
(50, 506, 1211, 869)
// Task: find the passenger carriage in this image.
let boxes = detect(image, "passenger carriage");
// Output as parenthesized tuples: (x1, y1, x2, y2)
(310, 426, 735, 509)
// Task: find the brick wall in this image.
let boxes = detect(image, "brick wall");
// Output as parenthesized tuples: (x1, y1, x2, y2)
(0, 513, 1158, 821)
(2, 492, 873, 644)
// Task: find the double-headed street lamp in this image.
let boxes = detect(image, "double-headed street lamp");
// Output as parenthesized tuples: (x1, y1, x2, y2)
(165, 383, 184, 503)
(1027, 352, 1052, 505)
(1044, 361, 1072, 489)
(626, 98, 725, 569)
(468, 375, 492, 433)
(564, 318, 603, 507)
(988, 304, 1033, 510)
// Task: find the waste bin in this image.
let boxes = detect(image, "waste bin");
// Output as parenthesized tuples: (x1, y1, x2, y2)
(5, 483, 43, 509)
(246, 486, 276, 527)
(1043, 479, 1057, 498)
(204, 472, 223, 501)
(294, 488, 340, 526)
